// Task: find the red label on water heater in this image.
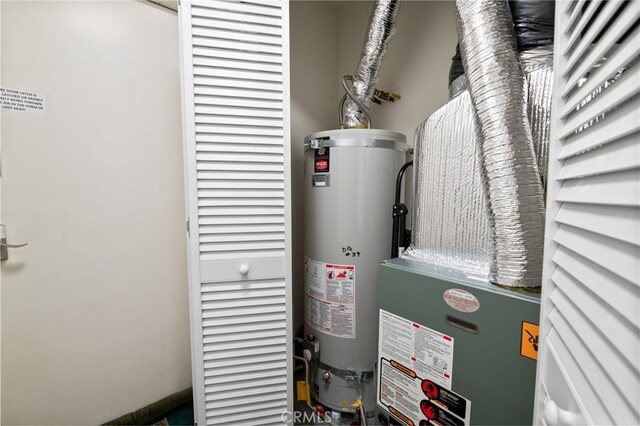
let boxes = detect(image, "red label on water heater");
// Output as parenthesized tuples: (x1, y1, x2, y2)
(315, 160, 328, 171)
(314, 147, 330, 173)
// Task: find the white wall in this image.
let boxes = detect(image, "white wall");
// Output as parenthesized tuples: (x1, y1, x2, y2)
(0, 2, 190, 424)
(290, 1, 340, 332)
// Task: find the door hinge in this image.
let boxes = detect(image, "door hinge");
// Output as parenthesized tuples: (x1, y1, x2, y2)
(186, 218, 191, 236)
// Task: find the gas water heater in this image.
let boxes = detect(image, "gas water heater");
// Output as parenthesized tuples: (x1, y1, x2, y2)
(304, 128, 407, 415)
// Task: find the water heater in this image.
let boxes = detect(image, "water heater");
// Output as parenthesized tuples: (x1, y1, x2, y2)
(304, 128, 406, 416)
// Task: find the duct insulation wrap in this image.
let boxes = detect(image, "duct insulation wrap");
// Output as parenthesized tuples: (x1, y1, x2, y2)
(455, 0, 546, 288)
(406, 46, 554, 284)
(405, 89, 492, 279)
(304, 129, 406, 414)
(447, 1, 555, 91)
(521, 46, 554, 190)
(342, 0, 400, 128)
(448, 74, 468, 100)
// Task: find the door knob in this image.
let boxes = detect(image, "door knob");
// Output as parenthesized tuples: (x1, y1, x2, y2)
(0, 224, 28, 261)
(543, 398, 584, 425)
(238, 263, 250, 275)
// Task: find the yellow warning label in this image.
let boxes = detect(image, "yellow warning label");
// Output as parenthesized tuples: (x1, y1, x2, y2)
(296, 380, 308, 402)
(521, 321, 539, 360)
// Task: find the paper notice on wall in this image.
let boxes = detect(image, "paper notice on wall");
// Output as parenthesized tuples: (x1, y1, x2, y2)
(378, 310, 470, 426)
(304, 257, 356, 338)
(0, 87, 46, 114)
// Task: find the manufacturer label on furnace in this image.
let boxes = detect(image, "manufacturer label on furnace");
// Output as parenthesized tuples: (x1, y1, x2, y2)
(443, 289, 480, 313)
(304, 257, 356, 338)
(378, 310, 471, 426)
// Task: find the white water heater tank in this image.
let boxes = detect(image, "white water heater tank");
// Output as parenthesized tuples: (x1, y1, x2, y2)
(304, 128, 407, 415)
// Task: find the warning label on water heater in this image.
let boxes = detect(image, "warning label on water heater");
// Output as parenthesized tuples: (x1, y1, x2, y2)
(305, 257, 356, 338)
(378, 310, 470, 426)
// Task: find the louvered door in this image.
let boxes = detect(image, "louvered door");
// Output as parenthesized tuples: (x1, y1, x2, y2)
(178, 1, 292, 424)
(534, 1, 639, 425)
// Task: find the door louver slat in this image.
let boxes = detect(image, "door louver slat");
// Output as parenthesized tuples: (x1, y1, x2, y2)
(535, 2, 639, 425)
(562, 4, 640, 96)
(559, 99, 640, 159)
(562, 0, 624, 74)
(180, 0, 291, 423)
(551, 267, 639, 369)
(561, 26, 640, 118)
(562, 0, 602, 54)
(559, 62, 640, 139)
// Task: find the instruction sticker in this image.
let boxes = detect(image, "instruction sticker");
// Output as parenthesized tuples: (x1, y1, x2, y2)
(520, 321, 539, 360)
(379, 310, 454, 388)
(378, 310, 470, 426)
(378, 359, 471, 426)
(305, 257, 356, 338)
(1, 87, 46, 114)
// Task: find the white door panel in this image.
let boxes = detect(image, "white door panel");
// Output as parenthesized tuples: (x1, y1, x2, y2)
(0, 2, 189, 424)
(535, 1, 640, 425)
(178, 1, 293, 424)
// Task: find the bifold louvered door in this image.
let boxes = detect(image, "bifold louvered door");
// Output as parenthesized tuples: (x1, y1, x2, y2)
(534, 1, 639, 425)
(178, 1, 292, 424)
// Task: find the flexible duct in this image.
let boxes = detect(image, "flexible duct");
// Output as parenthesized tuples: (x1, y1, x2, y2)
(455, 0, 546, 287)
(342, 0, 401, 128)
(448, 1, 555, 90)
(449, 47, 553, 184)
(405, 46, 553, 280)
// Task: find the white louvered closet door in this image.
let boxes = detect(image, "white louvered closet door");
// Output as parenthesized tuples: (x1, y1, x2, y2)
(178, 1, 292, 424)
(534, 1, 639, 425)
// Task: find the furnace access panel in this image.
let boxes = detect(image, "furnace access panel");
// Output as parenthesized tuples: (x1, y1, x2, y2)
(376, 258, 540, 426)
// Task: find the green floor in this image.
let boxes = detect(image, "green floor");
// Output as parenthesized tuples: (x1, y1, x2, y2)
(163, 405, 194, 426)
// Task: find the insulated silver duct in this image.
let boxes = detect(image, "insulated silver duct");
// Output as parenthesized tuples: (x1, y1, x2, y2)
(448, 74, 468, 100)
(447, 48, 553, 183)
(405, 47, 554, 281)
(455, 0, 546, 287)
(342, 0, 401, 128)
(521, 46, 554, 191)
(404, 90, 491, 279)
